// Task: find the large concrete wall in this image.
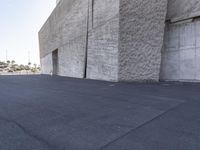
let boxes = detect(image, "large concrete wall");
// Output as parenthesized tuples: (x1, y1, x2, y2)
(167, 0, 200, 22)
(160, 0, 200, 82)
(86, 0, 168, 82)
(118, 0, 168, 82)
(161, 19, 200, 81)
(86, 0, 119, 81)
(39, 0, 168, 82)
(39, 0, 88, 78)
(41, 53, 53, 74)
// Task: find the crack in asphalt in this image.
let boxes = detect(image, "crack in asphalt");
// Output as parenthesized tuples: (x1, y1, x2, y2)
(0, 115, 54, 150)
(99, 102, 186, 150)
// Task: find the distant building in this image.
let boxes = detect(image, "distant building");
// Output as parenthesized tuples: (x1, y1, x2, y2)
(39, 0, 200, 82)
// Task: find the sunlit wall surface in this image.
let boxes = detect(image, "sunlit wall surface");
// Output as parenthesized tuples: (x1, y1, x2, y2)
(56, 0, 60, 5)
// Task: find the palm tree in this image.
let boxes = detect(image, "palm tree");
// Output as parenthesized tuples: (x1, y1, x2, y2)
(33, 64, 37, 69)
(19, 65, 25, 71)
(7, 60, 10, 65)
(11, 60, 15, 65)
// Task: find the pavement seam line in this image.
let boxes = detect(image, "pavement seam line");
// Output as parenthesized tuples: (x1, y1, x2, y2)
(0, 115, 54, 150)
(99, 101, 186, 150)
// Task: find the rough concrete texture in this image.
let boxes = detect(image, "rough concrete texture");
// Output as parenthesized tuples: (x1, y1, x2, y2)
(39, 0, 88, 78)
(86, 0, 119, 81)
(39, 0, 200, 82)
(118, 0, 168, 82)
(87, 0, 168, 82)
(39, 0, 168, 82)
(161, 19, 200, 81)
(40, 53, 52, 74)
(167, 0, 200, 22)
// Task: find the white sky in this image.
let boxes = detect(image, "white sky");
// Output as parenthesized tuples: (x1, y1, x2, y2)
(0, 0, 56, 65)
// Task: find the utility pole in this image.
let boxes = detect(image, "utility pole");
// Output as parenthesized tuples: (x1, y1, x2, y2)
(5, 50, 7, 62)
(28, 51, 30, 64)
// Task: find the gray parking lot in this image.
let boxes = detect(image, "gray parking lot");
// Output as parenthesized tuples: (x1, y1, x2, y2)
(0, 75, 199, 150)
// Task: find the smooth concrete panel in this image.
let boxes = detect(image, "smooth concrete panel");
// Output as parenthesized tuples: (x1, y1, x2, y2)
(87, 18, 119, 81)
(39, 0, 88, 78)
(160, 51, 180, 80)
(165, 24, 180, 51)
(86, 0, 119, 81)
(58, 36, 87, 78)
(195, 21, 200, 80)
(39, 20, 51, 59)
(196, 20, 200, 48)
(118, 0, 168, 82)
(39, 1, 64, 58)
(195, 48, 200, 80)
(41, 53, 53, 75)
(167, 0, 200, 21)
(61, 1, 88, 45)
(179, 22, 195, 50)
(161, 19, 200, 81)
(91, 0, 119, 29)
(180, 49, 196, 80)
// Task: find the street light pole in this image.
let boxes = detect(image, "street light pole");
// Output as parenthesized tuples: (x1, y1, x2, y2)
(28, 51, 30, 64)
(6, 50, 7, 62)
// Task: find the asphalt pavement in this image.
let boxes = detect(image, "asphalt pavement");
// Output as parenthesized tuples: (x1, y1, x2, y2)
(0, 75, 199, 150)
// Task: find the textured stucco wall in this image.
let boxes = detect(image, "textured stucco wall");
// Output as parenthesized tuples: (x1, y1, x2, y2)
(39, 0, 88, 78)
(86, 0, 119, 81)
(39, 0, 168, 82)
(41, 53, 53, 74)
(118, 0, 168, 82)
(161, 19, 200, 81)
(167, 0, 200, 22)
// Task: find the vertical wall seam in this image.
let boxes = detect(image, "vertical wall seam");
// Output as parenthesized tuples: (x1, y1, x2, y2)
(92, 0, 94, 28)
(84, 0, 90, 78)
(194, 20, 197, 80)
(178, 23, 181, 80)
(117, 0, 120, 81)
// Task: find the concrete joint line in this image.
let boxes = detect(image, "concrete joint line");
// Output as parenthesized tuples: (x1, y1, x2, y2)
(92, 0, 94, 28)
(84, 0, 90, 78)
(0, 115, 55, 150)
(99, 102, 186, 150)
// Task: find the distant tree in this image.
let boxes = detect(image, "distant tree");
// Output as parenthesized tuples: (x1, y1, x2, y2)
(19, 65, 25, 70)
(37, 67, 41, 70)
(11, 64, 19, 71)
(25, 65, 30, 70)
(0, 61, 8, 68)
(11, 60, 15, 65)
(28, 62, 31, 66)
(7, 60, 10, 64)
(0, 61, 5, 67)
(33, 64, 37, 68)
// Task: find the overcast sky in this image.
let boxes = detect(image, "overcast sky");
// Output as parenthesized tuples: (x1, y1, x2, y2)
(0, 0, 56, 65)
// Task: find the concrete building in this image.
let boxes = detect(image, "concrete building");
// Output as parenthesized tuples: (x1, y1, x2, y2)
(56, 0, 60, 4)
(39, 0, 200, 82)
(160, 0, 200, 82)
